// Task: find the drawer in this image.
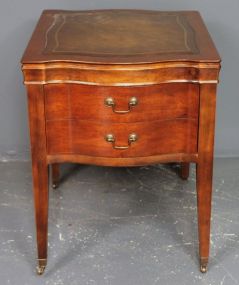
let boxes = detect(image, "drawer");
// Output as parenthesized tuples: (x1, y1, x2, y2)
(44, 83, 199, 123)
(46, 119, 198, 157)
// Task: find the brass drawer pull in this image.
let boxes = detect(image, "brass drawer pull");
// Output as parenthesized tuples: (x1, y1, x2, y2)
(105, 133, 138, 149)
(104, 97, 138, 114)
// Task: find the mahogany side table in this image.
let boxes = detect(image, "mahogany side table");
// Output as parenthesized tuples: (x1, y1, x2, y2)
(21, 10, 221, 274)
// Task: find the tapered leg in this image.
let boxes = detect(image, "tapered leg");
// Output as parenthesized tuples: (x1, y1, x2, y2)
(27, 85, 49, 275)
(196, 84, 217, 273)
(180, 163, 190, 180)
(196, 160, 213, 273)
(52, 163, 60, 189)
(33, 162, 49, 275)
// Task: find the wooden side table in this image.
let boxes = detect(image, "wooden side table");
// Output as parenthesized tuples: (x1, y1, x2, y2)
(21, 10, 221, 274)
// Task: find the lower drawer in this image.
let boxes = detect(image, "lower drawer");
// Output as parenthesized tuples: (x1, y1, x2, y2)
(46, 119, 198, 157)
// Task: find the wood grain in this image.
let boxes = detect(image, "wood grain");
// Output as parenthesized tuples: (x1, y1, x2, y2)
(44, 83, 199, 122)
(21, 9, 221, 273)
(47, 153, 198, 166)
(22, 63, 220, 86)
(196, 84, 217, 269)
(27, 85, 49, 262)
(46, 118, 198, 157)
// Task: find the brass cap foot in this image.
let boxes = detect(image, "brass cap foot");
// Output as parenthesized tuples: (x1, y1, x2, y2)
(36, 259, 47, 275)
(36, 265, 46, 275)
(52, 183, 58, 189)
(200, 264, 208, 273)
(200, 257, 208, 273)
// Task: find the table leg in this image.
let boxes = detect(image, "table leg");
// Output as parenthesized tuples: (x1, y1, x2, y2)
(196, 159, 213, 273)
(27, 85, 49, 275)
(180, 162, 190, 180)
(196, 84, 217, 273)
(33, 162, 49, 275)
(52, 163, 60, 189)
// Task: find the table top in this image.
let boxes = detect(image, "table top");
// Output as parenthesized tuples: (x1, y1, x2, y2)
(21, 9, 220, 65)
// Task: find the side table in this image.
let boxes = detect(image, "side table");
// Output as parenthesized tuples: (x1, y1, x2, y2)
(21, 9, 221, 274)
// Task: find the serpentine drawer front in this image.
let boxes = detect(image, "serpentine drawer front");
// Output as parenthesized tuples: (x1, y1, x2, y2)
(21, 10, 221, 274)
(45, 83, 199, 156)
(46, 119, 198, 156)
(44, 83, 199, 122)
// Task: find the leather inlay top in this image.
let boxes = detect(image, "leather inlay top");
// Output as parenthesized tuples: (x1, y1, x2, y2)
(44, 11, 199, 56)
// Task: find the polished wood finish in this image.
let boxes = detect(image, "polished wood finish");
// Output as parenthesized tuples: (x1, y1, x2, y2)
(21, 10, 221, 274)
(180, 162, 190, 180)
(46, 119, 198, 157)
(44, 83, 199, 122)
(197, 84, 217, 271)
(47, 153, 198, 166)
(22, 61, 220, 86)
(26, 85, 49, 271)
(51, 164, 60, 188)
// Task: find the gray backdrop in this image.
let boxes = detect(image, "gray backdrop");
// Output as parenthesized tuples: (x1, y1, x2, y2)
(0, 0, 238, 160)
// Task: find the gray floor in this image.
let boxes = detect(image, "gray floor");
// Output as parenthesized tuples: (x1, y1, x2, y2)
(0, 158, 239, 285)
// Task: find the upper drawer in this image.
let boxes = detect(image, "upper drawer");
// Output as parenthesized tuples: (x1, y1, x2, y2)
(44, 83, 199, 123)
